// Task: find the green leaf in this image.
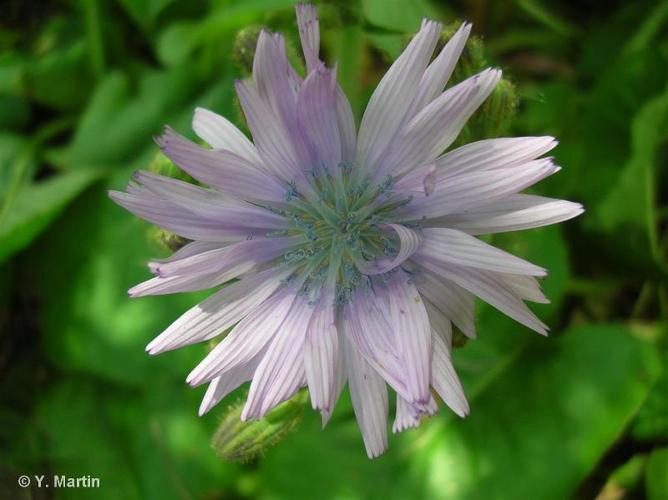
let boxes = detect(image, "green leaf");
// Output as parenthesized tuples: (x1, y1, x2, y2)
(32, 173, 207, 385)
(595, 83, 668, 255)
(52, 66, 208, 169)
(399, 324, 661, 499)
(632, 354, 668, 441)
(0, 169, 101, 264)
(29, 379, 144, 499)
(646, 447, 668, 500)
(155, 0, 296, 67)
(115, 0, 178, 31)
(22, 377, 240, 499)
(362, 0, 438, 33)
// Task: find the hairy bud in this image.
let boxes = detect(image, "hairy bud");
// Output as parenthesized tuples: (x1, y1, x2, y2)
(212, 391, 308, 462)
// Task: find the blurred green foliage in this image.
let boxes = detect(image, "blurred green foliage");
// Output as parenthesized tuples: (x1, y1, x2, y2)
(1, 0, 667, 499)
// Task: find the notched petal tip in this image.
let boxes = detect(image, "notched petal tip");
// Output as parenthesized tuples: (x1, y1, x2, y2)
(366, 445, 388, 460)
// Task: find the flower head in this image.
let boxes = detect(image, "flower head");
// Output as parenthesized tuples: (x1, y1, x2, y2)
(110, 4, 583, 458)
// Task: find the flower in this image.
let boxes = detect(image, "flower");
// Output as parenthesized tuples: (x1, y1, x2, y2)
(110, 4, 583, 458)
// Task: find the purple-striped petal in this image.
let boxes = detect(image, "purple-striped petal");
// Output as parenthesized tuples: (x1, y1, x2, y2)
(340, 328, 388, 458)
(417, 272, 476, 339)
(387, 271, 432, 404)
(146, 267, 291, 355)
(304, 296, 339, 412)
(417, 227, 547, 276)
(409, 22, 471, 116)
(186, 288, 297, 386)
(431, 326, 469, 417)
(393, 395, 437, 433)
(192, 107, 262, 165)
(429, 194, 584, 235)
(435, 136, 557, 176)
(380, 68, 501, 177)
(355, 20, 442, 172)
(242, 298, 314, 419)
(157, 127, 285, 202)
(198, 359, 259, 416)
(297, 65, 342, 166)
(355, 224, 421, 275)
(296, 3, 320, 73)
(400, 158, 560, 220)
(421, 260, 548, 335)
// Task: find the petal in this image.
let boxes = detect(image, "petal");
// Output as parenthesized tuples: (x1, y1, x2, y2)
(355, 224, 421, 275)
(153, 237, 295, 278)
(131, 170, 286, 228)
(304, 298, 339, 412)
(355, 20, 442, 172)
(252, 31, 312, 170)
(321, 320, 346, 427)
(393, 164, 436, 197)
(431, 326, 469, 417)
(423, 299, 454, 344)
(387, 270, 432, 404)
(128, 272, 230, 297)
(192, 107, 262, 165)
(156, 127, 285, 202)
(421, 260, 548, 335)
(297, 4, 358, 161)
(297, 65, 342, 166)
(109, 189, 263, 242)
(147, 241, 224, 274)
(429, 194, 584, 235)
(347, 292, 410, 401)
(235, 80, 301, 182)
(418, 227, 547, 276)
(336, 87, 357, 163)
(146, 267, 291, 355)
(242, 298, 314, 419)
(435, 136, 557, 176)
(399, 158, 560, 220)
(185, 286, 297, 386)
(500, 273, 549, 304)
(393, 395, 438, 433)
(198, 358, 259, 416)
(341, 328, 389, 459)
(381, 68, 502, 177)
(415, 270, 476, 338)
(296, 3, 321, 73)
(409, 22, 471, 115)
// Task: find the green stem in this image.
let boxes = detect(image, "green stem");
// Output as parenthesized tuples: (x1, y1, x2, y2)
(82, 0, 105, 78)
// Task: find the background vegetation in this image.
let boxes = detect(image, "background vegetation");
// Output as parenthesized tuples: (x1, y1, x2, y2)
(1, 0, 667, 498)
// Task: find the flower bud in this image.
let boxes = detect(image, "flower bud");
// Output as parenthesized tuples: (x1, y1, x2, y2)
(212, 391, 308, 462)
(233, 26, 262, 76)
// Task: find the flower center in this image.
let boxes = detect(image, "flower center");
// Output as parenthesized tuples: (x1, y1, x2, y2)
(261, 163, 414, 305)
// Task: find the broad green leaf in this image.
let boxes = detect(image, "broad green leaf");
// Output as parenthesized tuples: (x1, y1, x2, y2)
(595, 84, 668, 254)
(21, 377, 240, 499)
(156, 0, 296, 67)
(400, 324, 661, 500)
(115, 0, 178, 31)
(30, 379, 143, 499)
(256, 397, 410, 500)
(254, 324, 660, 499)
(646, 447, 668, 500)
(362, 0, 438, 32)
(0, 94, 31, 130)
(632, 355, 668, 441)
(52, 66, 208, 169)
(32, 174, 207, 385)
(0, 133, 30, 200)
(0, 169, 101, 264)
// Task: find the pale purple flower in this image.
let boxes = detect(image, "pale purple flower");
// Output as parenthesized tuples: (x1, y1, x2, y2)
(110, 4, 583, 458)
